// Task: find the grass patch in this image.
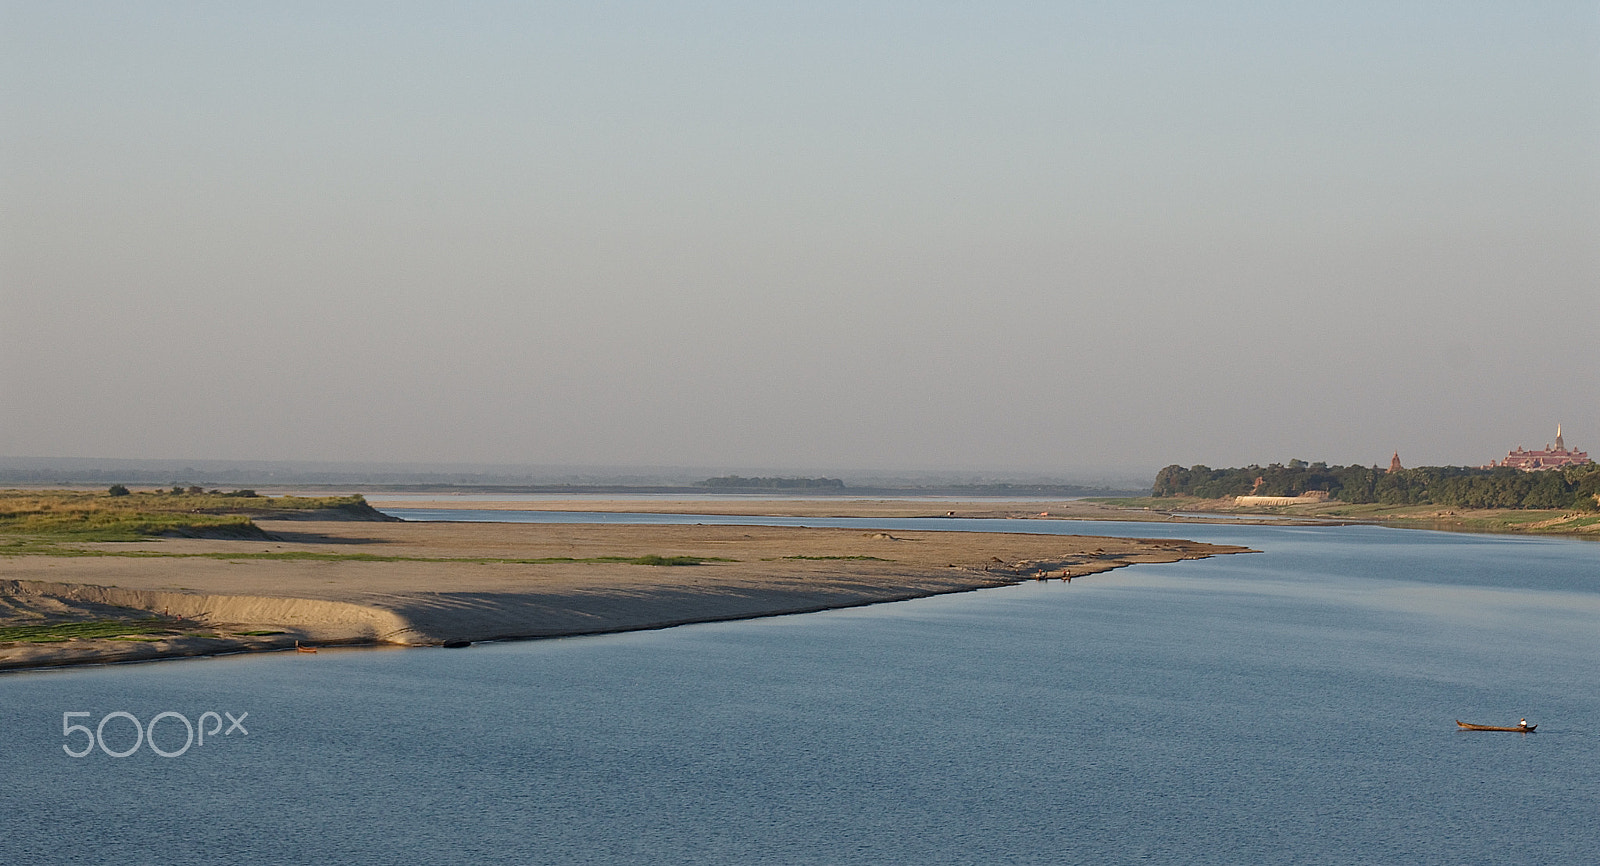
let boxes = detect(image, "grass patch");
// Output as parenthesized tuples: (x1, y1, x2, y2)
(781, 555, 890, 561)
(624, 554, 715, 566)
(527, 555, 732, 566)
(0, 619, 173, 643)
(1, 512, 259, 542)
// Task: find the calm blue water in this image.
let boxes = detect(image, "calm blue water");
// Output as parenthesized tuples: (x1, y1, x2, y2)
(2, 517, 1596, 864)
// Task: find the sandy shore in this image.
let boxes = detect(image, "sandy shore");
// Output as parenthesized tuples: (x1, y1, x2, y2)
(0, 515, 1250, 672)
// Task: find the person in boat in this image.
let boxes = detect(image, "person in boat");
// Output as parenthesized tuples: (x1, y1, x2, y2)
(1519, 718, 1529, 728)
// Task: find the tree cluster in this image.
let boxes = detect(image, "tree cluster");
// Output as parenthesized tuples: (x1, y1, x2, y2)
(1152, 461, 1600, 511)
(104, 486, 261, 498)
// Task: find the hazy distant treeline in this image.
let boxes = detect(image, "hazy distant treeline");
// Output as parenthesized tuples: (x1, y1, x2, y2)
(1153, 461, 1600, 511)
(697, 476, 847, 489)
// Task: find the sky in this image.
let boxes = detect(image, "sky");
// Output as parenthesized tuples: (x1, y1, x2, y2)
(3, 1, 1597, 478)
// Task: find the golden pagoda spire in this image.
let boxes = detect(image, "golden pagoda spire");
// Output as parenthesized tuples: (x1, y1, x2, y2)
(1556, 424, 1564, 451)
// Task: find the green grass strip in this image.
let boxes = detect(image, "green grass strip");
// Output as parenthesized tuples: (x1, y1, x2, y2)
(781, 555, 890, 561)
(0, 542, 732, 566)
(0, 619, 172, 643)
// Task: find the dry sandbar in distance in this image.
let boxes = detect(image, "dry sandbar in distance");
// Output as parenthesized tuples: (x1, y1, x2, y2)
(1, 513, 1251, 671)
(367, 495, 1352, 526)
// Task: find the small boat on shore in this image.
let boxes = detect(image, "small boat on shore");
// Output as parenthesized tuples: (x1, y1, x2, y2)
(1456, 720, 1534, 732)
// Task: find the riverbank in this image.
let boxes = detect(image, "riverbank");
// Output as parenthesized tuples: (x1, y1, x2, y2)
(1084, 496, 1600, 536)
(0, 518, 1249, 672)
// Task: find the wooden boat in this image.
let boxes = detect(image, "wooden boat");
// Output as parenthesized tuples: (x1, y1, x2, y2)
(295, 640, 318, 654)
(1455, 720, 1534, 732)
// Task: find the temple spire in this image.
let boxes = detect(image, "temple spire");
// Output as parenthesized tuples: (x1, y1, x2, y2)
(1556, 424, 1564, 451)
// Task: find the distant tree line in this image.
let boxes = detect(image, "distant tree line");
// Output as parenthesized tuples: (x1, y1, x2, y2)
(697, 476, 846, 489)
(1152, 461, 1600, 511)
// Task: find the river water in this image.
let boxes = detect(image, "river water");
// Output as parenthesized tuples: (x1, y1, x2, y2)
(2, 515, 1595, 864)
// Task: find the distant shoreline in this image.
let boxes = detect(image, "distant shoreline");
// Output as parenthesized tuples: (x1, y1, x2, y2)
(363, 494, 1600, 536)
(1078, 496, 1600, 537)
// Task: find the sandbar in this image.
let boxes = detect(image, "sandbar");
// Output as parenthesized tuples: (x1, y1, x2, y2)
(1, 515, 1249, 672)
(365, 496, 1346, 525)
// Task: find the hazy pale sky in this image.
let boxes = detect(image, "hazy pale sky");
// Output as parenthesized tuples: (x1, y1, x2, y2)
(3, 2, 1597, 475)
